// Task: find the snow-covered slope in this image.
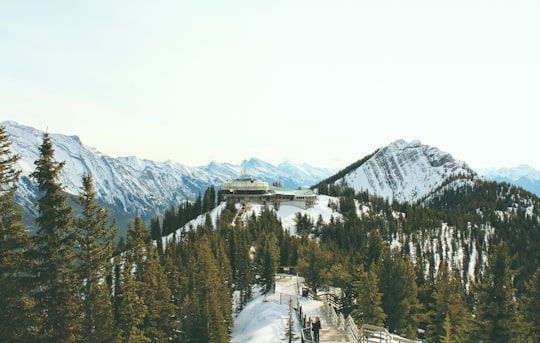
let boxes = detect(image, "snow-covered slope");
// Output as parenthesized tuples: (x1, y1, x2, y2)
(478, 164, 540, 196)
(3, 121, 334, 223)
(332, 140, 474, 203)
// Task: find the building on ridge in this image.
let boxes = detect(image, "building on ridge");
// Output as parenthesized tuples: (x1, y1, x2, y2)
(220, 173, 317, 209)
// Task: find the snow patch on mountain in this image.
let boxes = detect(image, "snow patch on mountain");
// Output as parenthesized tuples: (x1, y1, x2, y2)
(335, 139, 474, 203)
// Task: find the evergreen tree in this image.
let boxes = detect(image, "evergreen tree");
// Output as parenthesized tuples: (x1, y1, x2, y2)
(127, 216, 175, 342)
(140, 240, 175, 342)
(184, 235, 231, 343)
(234, 229, 252, 309)
(520, 267, 540, 341)
(297, 239, 332, 291)
(0, 125, 35, 342)
(115, 257, 150, 343)
(282, 297, 299, 343)
(378, 248, 421, 338)
(439, 314, 453, 343)
(256, 232, 280, 294)
(75, 173, 118, 343)
(473, 241, 518, 342)
(426, 262, 472, 342)
(351, 264, 386, 326)
(150, 216, 164, 256)
(29, 132, 81, 342)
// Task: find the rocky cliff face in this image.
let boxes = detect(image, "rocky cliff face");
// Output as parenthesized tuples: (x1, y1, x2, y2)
(335, 140, 475, 203)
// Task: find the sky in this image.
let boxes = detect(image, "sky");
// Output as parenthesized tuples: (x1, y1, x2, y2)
(2, 0, 539, 170)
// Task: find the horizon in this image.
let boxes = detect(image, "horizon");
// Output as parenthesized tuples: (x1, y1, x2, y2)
(4, 119, 539, 174)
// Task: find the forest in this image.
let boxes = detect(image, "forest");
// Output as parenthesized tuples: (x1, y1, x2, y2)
(2, 124, 540, 343)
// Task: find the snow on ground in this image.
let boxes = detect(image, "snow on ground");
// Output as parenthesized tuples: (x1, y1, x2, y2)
(230, 275, 325, 343)
(276, 195, 341, 234)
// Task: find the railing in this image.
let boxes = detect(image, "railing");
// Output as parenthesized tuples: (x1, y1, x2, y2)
(322, 294, 415, 343)
(273, 275, 416, 343)
(297, 302, 315, 343)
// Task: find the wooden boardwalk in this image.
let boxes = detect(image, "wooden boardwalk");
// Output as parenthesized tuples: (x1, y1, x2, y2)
(273, 274, 354, 342)
(273, 274, 416, 343)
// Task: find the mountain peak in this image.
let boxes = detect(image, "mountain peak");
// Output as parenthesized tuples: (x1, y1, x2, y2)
(332, 139, 473, 203)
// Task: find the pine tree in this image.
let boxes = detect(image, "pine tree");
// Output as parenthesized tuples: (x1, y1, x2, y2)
(378, 248, 421, 338)
(75, 173, 118, 343)
(439, 314, 453, 343)
(139, 239, 175, 342)
(473, 241, 518, 342)
(520, 268, 540, 341)
(115, 257, 150, 343)
(29, 132, 81, 342)
(256, 232, 280, 294)
(184, 235, 231, 343)
(427, 262, 472, 342)
(351, 264, 386, 326)
(127, 216, 175, 342)
(282, 297, 299, 343)
(231, 227, 254, 311)
(297, 239, 332, 292)
(0, 125, 35, 342)
(150, 217, 164, 256)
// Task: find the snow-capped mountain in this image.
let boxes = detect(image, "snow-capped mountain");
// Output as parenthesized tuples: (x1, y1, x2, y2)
(324, 139, 475, 203)
(477, 165, 540, 196)
(3, 121, 334, 227)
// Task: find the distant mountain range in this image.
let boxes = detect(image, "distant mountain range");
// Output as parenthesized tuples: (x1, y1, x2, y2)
(477, 165, 540, 196)
(5, 120, 540, 232)
(3, 121, 334, 230)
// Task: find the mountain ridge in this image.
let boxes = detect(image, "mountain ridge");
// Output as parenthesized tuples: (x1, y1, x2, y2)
(3, 121, 335, 229)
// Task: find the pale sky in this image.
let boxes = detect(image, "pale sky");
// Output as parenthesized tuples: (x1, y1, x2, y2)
(1, 0, 539, 170)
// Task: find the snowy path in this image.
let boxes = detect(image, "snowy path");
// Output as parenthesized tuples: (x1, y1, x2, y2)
(273, 274, 354, 343)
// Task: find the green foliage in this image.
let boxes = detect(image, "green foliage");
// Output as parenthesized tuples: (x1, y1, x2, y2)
(351, 264, 386, 326)
(0, 125, 35, 342)
(519, 268, 540, 341)
(282, 298, 299, 343)
(256, 232, 280, 293)
(472, 241, 519, 342)
(378, 248, 421, 337)
(29, 132, 81, 342)
(297, 239, 332, 290)
(426, 262, 472, 342)
(76, 173, 118, 343)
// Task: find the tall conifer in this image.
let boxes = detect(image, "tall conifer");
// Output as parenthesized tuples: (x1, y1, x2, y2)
(378, 248, 421, 338)
(351, 264, 386, 326)
(473, 241, 518, 342)
(519, 268, 540, 340)
(0, 125, 35, 342)
(29, 132, 81, 342)
(127, 216, 175, 342)
(76, 173, 118, 342)
(427, 262, 471, 342)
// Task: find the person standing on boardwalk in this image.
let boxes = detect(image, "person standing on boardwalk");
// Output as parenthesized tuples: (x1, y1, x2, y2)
(312, 316, 322, 343)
